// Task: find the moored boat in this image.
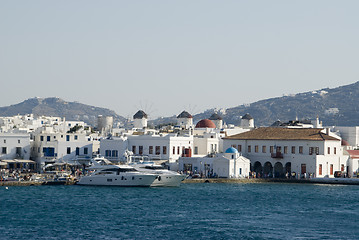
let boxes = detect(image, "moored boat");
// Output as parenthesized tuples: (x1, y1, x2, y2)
(77, 164, 158, 187)
(131, 163, 186, 187)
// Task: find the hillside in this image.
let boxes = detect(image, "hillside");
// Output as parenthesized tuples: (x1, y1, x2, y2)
(2, 82, 359, 128)
(151, 81, 359, 127)
(0, 97, 126, 127)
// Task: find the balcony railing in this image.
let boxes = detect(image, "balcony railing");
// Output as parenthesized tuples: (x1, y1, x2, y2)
(271, 152, 283, 158)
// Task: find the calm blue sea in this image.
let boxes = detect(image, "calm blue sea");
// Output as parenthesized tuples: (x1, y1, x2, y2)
(1, 183, 359, 240)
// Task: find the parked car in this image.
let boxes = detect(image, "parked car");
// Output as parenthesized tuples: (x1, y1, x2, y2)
(334, 171, 347, 178)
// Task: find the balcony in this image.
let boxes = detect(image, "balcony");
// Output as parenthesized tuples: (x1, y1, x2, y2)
(271, 152, 283, 158)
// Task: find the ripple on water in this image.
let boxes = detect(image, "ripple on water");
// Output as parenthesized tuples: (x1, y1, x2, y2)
(1, 183, 359, 239)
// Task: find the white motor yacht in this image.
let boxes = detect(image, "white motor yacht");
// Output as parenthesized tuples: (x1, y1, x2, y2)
(77, 164, 158, 187)
(132, 163, 186, 187)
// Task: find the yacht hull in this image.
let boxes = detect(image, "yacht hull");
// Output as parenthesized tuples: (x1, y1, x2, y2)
(77, 174, 157, 187)
(151, 174, 186, 187)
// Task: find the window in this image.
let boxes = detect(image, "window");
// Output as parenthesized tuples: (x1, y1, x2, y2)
(194, 147, 198, 154)
(238, 145, 242, 152)
(112, 150, 118, 158)
(139, 146, 143, 155)
(18, 139, 21, 144)
(276, 146, 282, 153)
(163, 146, 167, 155)
(315, 147, 319, 155)
(299, 146, 303, 154)
(284, 146, 288, 154)
(319, 164, 322, 175)
(84, 147, 88, 155)
(149, 146, 153, 154)
(105, 150, 111, 157)
(75, 135, 78, 140)
(291, 146, 295, 154)
(43, 147, 55, 157)
(248, 145, 251, 153)
(309, 147, 313, 155)
(66, 135, 70, 141)
(270, 146, 274, 153)
(330, 164, 334, 175)
(177, 146, 180, 155)
(255, 145, 258, 153)
(328, 147, 330, 154)
(334, 147, 337, 155)
(67, 147, 71, 154)
(132, 146, 136, 154)
(47, 136, 50, 141)
(76, 147, 80, 156)
(155, 146, 160, 155)
(3, 139, 6, 143)
(40, 136, 44, 141)
(173, 146, 175, 154)
(2, 147, 6, 154)
(262, 146, 266, 153)
(341, 164, 344, 172)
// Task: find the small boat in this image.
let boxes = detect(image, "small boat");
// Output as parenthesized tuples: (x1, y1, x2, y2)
(77, 165, 158, 187)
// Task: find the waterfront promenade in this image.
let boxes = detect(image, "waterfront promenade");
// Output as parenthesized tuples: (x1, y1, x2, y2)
(3, 177, 359, 186)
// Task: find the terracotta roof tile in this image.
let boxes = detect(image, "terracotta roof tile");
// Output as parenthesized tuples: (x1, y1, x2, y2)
(223, 127, 340, 141)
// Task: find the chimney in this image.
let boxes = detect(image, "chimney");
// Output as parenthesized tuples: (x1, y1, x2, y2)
(326, 128, 330, 135)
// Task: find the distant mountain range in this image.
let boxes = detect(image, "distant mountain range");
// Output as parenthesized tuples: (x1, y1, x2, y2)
(1, 82, 359, 127)
(0, 97, 126, 127)
(151, 81, 359, 127)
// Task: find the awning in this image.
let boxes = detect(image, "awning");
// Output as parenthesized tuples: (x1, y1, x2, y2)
(1, 159, 35, 163)
(15, 160, 36, 163)
(1, 160, 16, 163)
(0, 162, 7, 166)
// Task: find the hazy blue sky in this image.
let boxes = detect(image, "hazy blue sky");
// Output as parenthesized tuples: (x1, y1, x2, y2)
(1, 1, 358, 119)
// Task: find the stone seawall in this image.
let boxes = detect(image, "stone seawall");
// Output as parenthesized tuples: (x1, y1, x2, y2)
(183, 178, 359, 185)
(0, 181, 76, 186)
(2, 178, 359, 186)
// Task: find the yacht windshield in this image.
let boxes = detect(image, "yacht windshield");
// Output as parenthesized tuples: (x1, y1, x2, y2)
(143, 166, 166, 170)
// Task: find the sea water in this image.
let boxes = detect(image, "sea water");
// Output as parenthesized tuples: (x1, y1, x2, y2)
(1, 183, 359, 240)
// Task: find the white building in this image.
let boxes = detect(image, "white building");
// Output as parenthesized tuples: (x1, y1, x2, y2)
(97, 115, 113, 135)
(179, 147, 250, 178)
(223, 127, 347, 178)
(193, 119, 222, 156)
(31, 129, 99, 168)
(0, 133, 31, 160)
(333, 126, 359, 148)
(100, 133, 193, 164)
(345, 150, 359, 177)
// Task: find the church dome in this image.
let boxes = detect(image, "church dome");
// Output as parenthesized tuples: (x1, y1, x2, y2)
(225, 147, 238, 153)
(195, 119, 216, 128)
(342, 139, 350, 146)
